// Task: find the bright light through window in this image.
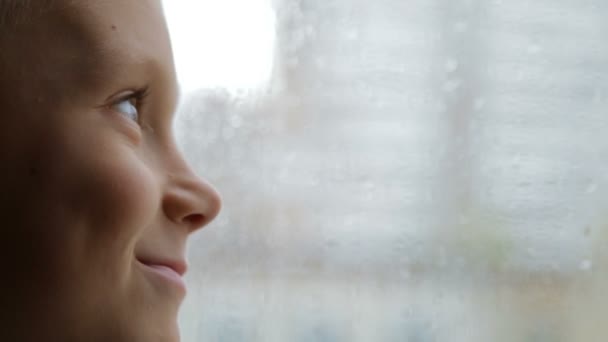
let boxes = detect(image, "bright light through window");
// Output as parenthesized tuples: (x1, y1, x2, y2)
(162, 0, 276, 94)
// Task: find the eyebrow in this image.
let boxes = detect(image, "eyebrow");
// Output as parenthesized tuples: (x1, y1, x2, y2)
(85, 44, 180, 111)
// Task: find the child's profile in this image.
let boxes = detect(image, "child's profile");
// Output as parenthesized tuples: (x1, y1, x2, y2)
(0, 1, 221, 341)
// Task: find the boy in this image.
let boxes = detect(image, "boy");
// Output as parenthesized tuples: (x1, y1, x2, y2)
(0, 1, 221, 341)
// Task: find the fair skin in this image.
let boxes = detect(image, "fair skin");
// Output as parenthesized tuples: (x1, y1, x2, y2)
(0, 1, 220, 341)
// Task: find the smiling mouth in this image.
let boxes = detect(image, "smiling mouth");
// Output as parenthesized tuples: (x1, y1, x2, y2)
(136, 257, 188, 294)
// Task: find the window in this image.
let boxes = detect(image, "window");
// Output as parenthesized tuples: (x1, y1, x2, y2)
(166, 0, 608, 340)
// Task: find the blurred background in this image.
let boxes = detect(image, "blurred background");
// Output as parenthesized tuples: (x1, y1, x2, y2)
(163, 0, 608, 341)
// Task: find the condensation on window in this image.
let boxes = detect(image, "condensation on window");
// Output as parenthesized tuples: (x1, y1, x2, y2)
(167, 0, 608, 341)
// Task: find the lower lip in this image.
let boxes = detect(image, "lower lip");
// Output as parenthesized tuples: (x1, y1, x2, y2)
(139, 263, 187, 294)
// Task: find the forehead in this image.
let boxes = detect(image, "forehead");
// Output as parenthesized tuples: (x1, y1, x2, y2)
(0, 0, 176, 105)
(65, 0, 176, 88)
(0, 0, 180, 118)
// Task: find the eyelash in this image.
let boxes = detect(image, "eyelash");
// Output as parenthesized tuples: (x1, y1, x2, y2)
(122, 87, 149, 108)
(111, 86, 150, 122)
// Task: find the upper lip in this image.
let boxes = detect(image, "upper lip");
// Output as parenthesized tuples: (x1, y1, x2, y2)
(136, 256, 188, 276)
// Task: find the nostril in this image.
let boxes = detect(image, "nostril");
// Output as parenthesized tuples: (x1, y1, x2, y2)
(184, 213, 206, 228)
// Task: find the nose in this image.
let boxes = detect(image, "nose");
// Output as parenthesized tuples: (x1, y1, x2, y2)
(162, 156, 222, 233)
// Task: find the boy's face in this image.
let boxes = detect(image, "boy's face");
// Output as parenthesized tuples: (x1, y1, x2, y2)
(0, 1, 220, 341)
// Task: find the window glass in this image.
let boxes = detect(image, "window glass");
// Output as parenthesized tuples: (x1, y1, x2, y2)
(165, 1, 608, 341)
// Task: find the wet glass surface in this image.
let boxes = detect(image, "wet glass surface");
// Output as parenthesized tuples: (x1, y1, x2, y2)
(165, 1, 608, 340)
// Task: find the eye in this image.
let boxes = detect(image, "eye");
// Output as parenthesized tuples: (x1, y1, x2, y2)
(109, 87, 149, 124)
(112, 97, 139, 122)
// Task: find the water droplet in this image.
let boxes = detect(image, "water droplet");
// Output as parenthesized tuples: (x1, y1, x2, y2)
(445, 58, 459, 73)
(222, 126, 235, 140)
(580, 259, 592, 271)
(457, 213, 469, 225)
(473, 98, 486, 111)
(454, 21, 468, 33)
(345, 29, 359, 41)
(584, 226, 592, 237)
(442, 79, 462, 93)
(229, 115, 243, 128)
(527, 44, 542, 54)
(585, 183, 598, 194)
(325, 238, 338, 248)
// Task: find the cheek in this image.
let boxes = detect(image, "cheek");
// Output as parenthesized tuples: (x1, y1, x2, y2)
(1, 116, 162, 323)
(74, 148, 159, 252)
(33, 123, 160, 266)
